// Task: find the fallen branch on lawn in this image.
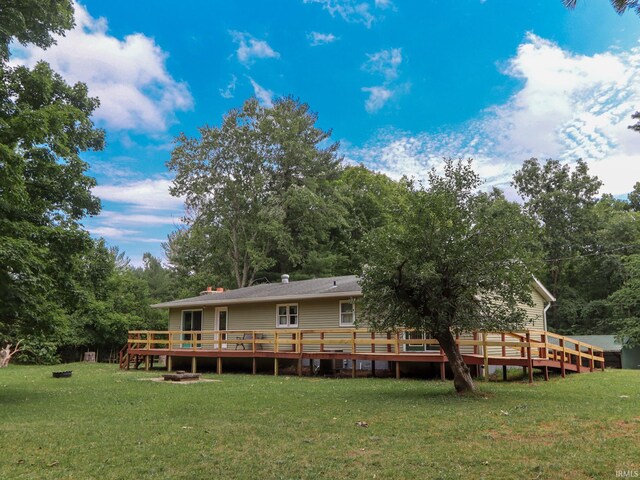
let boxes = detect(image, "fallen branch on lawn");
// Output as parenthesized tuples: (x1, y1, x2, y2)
(0, 340, 23, 368)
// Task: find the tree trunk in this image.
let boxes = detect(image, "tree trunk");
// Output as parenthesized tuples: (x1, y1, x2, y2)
(0, 341, 23, 368)
(434, 329, 476, 394)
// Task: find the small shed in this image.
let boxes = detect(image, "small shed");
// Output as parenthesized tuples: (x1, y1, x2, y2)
(570, 335, 640, 370)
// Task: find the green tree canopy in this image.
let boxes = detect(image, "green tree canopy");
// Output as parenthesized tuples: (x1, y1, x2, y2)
(360, 159, 539, 393)
(512, 158, 602, 331)
(167, 96, 344, 288)
(0, 0, 105, 348)
(562, 0, 640, 16)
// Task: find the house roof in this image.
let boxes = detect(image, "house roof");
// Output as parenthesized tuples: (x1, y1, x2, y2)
(152, 275, 361, 309)
(568, 335, 624, 352)
(153, 273, 556, 310)
(532, 276, 556, 303)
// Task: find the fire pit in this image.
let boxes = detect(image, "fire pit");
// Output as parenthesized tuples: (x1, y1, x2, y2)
(162, 370, 201, 382)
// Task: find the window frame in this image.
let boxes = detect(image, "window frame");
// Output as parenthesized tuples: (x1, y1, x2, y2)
(181, 309, 203, 347)
(404, 331, 440, 353)
(275, 303, 299, 328)
(338, 300, 356, 327)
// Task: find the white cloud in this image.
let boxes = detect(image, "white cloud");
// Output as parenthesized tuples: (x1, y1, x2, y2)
(88, 226, 141, 240)
(347, 34, 640, 195)
(99, 211, 183, 226)
(219, 74, 237, 99)
(362, 86, 393, 113)
(10, 2, 192, 132)
(361, 48, 406, 113)
(230, 31, 279, 66)
(248, 77, 275, 107)
(93, 178, 184, 211)
(375, 0, 394, 8)
(303, 0, 377, 27)
(308, 32, 338, 46)
(363, 48, 402, 80)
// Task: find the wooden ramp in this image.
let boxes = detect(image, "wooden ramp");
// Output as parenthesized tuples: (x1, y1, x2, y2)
(121, 328, 604, 383)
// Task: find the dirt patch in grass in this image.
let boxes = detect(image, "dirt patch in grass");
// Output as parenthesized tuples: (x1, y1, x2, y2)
(138, 377, 221, 384)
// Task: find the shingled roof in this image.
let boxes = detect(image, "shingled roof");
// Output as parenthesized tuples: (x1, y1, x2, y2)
(152, 275, 361, 309)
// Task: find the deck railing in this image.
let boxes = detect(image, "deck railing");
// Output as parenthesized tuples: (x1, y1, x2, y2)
(126, 328, 604, 369)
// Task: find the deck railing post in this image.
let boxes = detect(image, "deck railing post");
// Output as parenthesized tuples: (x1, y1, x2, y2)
(560, 338, 565, 378)
(526, 332, 533, 384)
(473, 331, 478, 355)
(320, 332, 324, 353)
(588, 347, 594, 372)
(371, 332, 375, 354)
(575, 343, 581, 373)
(395, 331, 400, 354)
(252, 330, 256, 353)
(482, 332, 489, 382)
(386, 332, 391, 353)
(351, 330, 356, 355)
(501, 332, 506, 357)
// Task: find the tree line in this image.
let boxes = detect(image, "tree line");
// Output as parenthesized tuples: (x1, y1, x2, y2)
(1, 1, 639, 368)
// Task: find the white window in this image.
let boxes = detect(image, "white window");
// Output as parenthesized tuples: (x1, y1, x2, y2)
(404, 331, 440, 352)
(339, 300, 356, 326)
(276, 304, 298, 328)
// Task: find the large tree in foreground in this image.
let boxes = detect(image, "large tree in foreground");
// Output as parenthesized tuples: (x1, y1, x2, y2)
(359, 160, 539, 393)
(0, 0, 105, 354)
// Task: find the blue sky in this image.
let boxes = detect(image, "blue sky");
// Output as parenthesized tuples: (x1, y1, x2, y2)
(12, 0, 640, 265)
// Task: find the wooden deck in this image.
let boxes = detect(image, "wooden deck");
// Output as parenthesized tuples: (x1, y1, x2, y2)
(120, 328, 605, 383)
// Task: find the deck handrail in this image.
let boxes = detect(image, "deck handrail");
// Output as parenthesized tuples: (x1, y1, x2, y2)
(125, 328, 604, 365)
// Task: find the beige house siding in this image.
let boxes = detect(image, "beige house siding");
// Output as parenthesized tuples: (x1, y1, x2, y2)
(168, 297, 358, 352)
(481, 289, 547, 357)
(166, 287, 549, 355)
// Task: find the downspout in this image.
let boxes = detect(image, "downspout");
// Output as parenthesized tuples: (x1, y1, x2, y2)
(543, 301, 551, 332)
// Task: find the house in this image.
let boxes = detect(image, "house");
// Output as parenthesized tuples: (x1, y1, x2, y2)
(152, 274, 555, 340)
(126, 274, 603, 380)
(569, 335, 640, 370)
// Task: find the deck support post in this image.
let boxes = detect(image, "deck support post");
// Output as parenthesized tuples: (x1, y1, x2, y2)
(371, 361, 376, 377)
(502, 365, 507, 381)
(395, 361, 400, 379)
(440, 361, 446, 381)
(274, 357, 279, 376)
(252, 357, 257, 375)
(575, 344, 581, 374)
(191, 356, 197, 374)
(351, 359, 356, 379)
(560, 339, 565, 378)
(588, 348, 594, 372)
(167, 355, 172, 372)
(217, 357, 222, 375)
(297, 358, 303, 377)
(543, 366, 549, 381)
(526, 332, 533, 384)
(144, 355, 150, 371)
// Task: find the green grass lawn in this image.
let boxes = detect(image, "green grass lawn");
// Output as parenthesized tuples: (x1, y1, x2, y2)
(1, 363, 639, 479)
